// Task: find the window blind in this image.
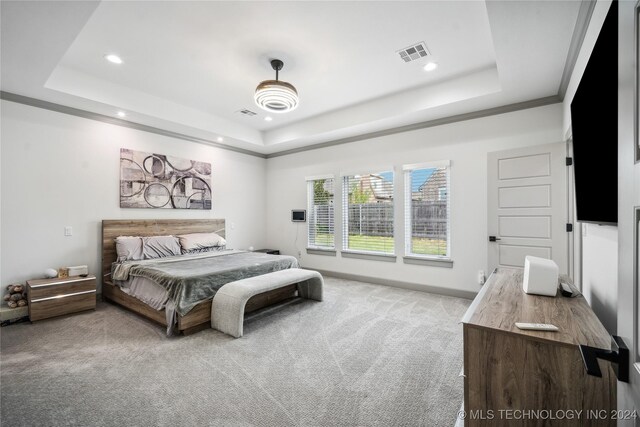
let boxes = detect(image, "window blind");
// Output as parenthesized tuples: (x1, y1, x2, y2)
(307, 178, 335, 249)
(404, 166, 450, 258)
(342, 172, 394, 254)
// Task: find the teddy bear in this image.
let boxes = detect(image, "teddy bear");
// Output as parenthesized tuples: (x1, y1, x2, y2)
(4, 284, 27, 309)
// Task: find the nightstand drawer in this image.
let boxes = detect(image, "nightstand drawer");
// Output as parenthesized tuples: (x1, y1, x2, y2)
(28, 277, 96, 299)
(29, 291, 96, 322)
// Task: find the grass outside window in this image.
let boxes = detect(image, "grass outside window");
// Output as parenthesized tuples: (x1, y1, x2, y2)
(313, 233, 446, 256)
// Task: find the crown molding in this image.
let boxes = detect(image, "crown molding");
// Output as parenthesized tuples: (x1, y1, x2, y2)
(2, 91, 561, 160)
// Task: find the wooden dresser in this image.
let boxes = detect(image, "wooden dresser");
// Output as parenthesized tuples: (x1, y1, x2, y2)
(27, 275, 96, 321)
(462, 268, 616, 426)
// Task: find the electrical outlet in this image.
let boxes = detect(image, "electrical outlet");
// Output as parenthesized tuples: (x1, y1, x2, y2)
(478, 270, 485, 285)
(298, 250, 302, 257)
(64, 226, 72, 236)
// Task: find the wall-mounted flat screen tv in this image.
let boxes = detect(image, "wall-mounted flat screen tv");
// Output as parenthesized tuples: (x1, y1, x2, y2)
(570, 1, 617, 225)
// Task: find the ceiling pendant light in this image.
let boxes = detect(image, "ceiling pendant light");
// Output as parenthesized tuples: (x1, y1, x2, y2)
(254, 59, 299, 113)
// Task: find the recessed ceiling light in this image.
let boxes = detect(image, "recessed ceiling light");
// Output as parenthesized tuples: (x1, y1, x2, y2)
(264, 116, 273, 122)
(116, 111, 126, 118)
(423, 62, 438, 72)
(217, 137, 223, 142)
(105, 54, 123, 64)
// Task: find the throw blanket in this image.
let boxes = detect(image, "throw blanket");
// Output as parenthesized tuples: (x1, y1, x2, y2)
(112, 250, 299, 317)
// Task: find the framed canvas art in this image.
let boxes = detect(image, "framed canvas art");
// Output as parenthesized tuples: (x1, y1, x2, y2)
(120, 148, 211, 209)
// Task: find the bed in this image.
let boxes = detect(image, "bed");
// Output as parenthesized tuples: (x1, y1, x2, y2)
(101, 219, 299, 335)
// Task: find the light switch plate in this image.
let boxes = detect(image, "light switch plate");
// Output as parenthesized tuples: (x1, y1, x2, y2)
(64, 226, 72, 236)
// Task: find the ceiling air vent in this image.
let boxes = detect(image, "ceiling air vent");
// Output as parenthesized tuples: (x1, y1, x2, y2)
(237, 109, 257, 117)
(397, 42, 430, 63)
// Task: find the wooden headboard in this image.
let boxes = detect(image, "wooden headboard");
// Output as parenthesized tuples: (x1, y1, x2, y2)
(101, 219, 225, 280)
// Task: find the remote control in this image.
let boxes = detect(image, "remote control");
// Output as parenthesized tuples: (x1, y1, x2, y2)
(515, 322, 559, 331)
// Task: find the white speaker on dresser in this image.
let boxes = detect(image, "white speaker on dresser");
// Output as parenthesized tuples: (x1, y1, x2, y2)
(522, 256, 559, 296)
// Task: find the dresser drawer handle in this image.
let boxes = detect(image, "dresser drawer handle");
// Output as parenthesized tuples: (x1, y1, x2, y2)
(31, 290, 96, 303)
(30, 277, 93, 288)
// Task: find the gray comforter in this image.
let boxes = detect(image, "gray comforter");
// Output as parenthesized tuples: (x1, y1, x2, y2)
(112, 250, 299, 317)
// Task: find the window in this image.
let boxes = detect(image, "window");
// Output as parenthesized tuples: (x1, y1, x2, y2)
(438, 187, 447, 201)
(307, 177, 335, 249)
(404, 162, 450, 258)
(342, 172, 394, 254)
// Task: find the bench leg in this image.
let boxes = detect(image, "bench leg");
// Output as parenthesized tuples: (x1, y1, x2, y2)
(211, 294, 246, 338)
(297, 277, 323, 301)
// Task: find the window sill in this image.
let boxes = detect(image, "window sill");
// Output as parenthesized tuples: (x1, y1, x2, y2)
(403, 256, 453, 268)
(306, 248, 337, 256)
(341, 250, 397, 262)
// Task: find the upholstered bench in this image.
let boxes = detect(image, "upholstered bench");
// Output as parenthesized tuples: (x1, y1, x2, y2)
(211, 268, 323, 338)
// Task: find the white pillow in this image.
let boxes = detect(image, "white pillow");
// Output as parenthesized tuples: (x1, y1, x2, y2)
(177, 232, 226, 253)
(115, 236, 143, 262)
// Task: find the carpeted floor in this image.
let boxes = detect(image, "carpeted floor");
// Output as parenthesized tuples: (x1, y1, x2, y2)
(0, 277, 470, 427)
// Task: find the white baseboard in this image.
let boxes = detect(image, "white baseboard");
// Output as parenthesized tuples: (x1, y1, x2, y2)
(313, 269, 477, 300)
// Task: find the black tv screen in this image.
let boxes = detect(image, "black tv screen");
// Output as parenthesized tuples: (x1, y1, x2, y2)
(570, 1, 617, 225)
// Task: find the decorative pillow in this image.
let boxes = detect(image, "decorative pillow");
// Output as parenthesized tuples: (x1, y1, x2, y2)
(183, 245, 227, 255)
(142, 235, 181, 259)
(177, 232, 226, 253)
(115, 236, 143, 262)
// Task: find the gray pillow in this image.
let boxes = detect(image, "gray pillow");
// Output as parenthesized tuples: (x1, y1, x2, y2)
(115, 236, 144, 262)
(142, 235, 181, 259)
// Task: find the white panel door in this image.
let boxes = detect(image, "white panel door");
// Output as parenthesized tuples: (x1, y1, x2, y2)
(488, 143, 567, 273)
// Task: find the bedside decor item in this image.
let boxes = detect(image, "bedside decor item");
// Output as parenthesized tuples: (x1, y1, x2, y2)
(254, 59, 299, 113)
(120, 148, 212, 210)
(67, 265, 88, 277)
(57, 267, 69, 279)
(523, 255, 559, 297)
(4, 284, 27, 309)
(44, 268, 58, 278)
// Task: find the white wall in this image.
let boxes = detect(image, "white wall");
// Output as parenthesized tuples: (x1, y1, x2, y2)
(0, 100, 267, 292)
(561, 0, 617, 333)
(265, 104, 564, 296)
(581, 223, 617, 333)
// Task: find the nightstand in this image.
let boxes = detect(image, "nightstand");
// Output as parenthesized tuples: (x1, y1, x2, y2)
(254, 249, 280, 255)
(26, 275, 96, 321)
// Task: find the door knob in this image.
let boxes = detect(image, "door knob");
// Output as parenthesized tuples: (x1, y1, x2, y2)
(489, 236, 501, 242)
(579, 335, 629, 383)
